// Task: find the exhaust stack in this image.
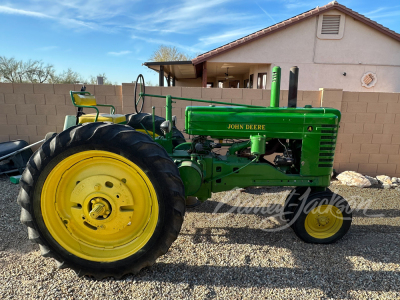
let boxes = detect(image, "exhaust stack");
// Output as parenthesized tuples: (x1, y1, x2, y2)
(288, 66, 299, 108)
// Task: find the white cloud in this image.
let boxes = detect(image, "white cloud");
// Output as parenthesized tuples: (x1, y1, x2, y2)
(57, 18, 109, 32)
(0, 5, 53, 18)
(0, 0, 273, 36)
(51, 0, 137, 20)
(0, 1, 127, 32)
(363, 7, 387, 15)
(132, 0, 254, 34)
(363, 7, 400, 19)
(108, 50, 132, 56)
(282, 0, 319, 10)
(255, 2, 276, 23)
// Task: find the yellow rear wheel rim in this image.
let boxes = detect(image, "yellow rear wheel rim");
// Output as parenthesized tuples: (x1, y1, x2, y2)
(305, 205, 343, 239)
(135, 129, 159, 137)
(41, 150, 159, 262)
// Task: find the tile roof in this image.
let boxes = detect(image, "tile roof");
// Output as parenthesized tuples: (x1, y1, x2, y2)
(192, 1, 400, 65)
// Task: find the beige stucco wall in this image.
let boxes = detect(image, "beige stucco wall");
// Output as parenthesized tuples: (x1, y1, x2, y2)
(206, 9, 400, 92)
(274, 63, 400, 92)
(175, 78, 202, 87)
(1, 82, 399, 177)
(314, 12, 400, 65)
(209, 16, 317, 64)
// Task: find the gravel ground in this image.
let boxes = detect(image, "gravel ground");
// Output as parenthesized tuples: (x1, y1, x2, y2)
(1, 175, 400, 299)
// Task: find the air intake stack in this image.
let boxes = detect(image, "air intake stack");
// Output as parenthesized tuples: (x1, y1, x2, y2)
(270, 66, 281, 108)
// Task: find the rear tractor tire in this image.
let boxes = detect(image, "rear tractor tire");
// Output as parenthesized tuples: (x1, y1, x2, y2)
(126, 113, 186, 147)
(17, 123, 186, 278)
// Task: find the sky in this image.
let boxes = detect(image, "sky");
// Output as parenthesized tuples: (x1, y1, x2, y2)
(0, 0, 399, 85)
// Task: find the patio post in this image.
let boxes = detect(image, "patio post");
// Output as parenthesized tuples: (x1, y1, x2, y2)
(159, 65, 164, 87)
(202, 62, 207, 88)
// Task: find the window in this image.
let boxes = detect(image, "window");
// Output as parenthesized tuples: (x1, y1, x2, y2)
(244, 79, 249, 88)
(257, 73, 267, 89)
(249, 74, 254, 88)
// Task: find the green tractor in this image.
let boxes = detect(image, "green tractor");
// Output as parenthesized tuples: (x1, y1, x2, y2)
(17, 66, 352, 279)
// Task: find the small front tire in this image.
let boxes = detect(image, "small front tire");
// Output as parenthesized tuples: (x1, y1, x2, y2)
(291, 192, 352, 244)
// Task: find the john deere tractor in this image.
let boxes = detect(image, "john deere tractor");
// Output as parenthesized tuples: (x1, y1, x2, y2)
(17, 66, 352, 279)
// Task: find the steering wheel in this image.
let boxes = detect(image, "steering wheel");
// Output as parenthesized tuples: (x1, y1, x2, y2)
(134, 74, 145, 113)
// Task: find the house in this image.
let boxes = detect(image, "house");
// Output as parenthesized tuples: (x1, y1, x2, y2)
(144, 1, 400, 92)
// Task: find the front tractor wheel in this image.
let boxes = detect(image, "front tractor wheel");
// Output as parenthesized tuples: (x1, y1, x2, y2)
(291, 192, 352, 244)
(17, 123, 185, 278)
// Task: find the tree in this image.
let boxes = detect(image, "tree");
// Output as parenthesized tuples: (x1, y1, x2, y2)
(149, 45, 191, 62)
(0, 56, 116, 85)
(88, 73, 113, 85)
(0, 56, 55, 83)
(146, 80, 155, 86)
(25, 61, 55, 83)
(0, 56, 23, 83)
(50, 68, 83, 84)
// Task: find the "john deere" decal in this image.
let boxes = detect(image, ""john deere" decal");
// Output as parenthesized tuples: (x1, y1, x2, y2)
(227, 124, 266, 130)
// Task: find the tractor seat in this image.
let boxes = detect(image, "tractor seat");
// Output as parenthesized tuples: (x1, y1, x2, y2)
(79, 113, 126, 124)
(71, 92, 126, 124)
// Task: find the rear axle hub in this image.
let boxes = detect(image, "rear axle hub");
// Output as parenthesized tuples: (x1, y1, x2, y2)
(89, 197, 111, 219)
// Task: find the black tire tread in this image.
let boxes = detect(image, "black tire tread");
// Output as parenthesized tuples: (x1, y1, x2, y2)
(17, 122, 185, 279)
(283, 187, 332, 224)
(126, 113, 186, 147)
(291, 191, 352, 244)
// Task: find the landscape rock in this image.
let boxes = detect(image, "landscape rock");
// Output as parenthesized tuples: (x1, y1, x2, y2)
(377, 175, 392, 186)
(391, 177, 398, 183)
(365, 175, 379, 186)
(337, 171, 371, 188)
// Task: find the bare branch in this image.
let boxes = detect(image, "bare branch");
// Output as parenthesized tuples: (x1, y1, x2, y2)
(149, 45, 192, 62)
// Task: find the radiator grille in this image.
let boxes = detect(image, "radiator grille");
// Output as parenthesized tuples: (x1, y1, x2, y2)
(318, 124, 337, 168)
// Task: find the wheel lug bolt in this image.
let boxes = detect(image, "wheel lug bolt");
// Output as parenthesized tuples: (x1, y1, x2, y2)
(105, 210, 110, 215)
